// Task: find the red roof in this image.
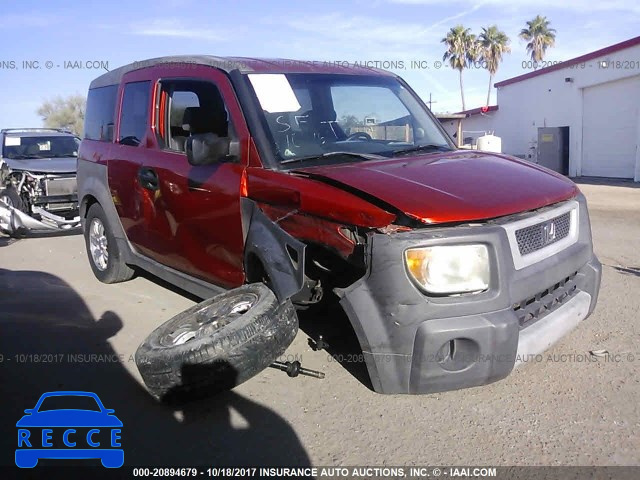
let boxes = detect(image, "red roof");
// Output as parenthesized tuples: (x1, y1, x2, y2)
(455, 105, 498, 116)
(494, 35, 640, 88)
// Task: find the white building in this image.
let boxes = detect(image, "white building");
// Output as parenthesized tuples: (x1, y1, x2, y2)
(441, 35, 640, 181)
(440, 106, 499, 148)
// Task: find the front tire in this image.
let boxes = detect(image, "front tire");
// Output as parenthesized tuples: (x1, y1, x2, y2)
(101, 450, 124, 468)
(14, 450, 38, 468)
(0, 186, 25, 212)
(84, 203, 134, 283)
(135, 283, 299, 401)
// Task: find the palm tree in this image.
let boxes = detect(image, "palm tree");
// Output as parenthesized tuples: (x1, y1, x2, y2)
(519, 15, 556, 67)
(442, 25, 478, 111)
(479, 26, 511, 106)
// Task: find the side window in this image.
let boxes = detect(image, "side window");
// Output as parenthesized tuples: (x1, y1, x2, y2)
(84, 85, 118, 142)
(171, 91, 200, 128)
(119, 81, 151, 146)
(156, 80, 233, 153)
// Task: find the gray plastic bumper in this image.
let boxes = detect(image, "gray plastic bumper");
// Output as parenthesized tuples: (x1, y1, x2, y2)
(337, 194, 602, 394)
(515, 290, 591, 367)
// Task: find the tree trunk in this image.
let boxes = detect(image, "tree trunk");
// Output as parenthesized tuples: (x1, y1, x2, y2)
(486, 73, 493, 106)
(459, 69, 466, 111)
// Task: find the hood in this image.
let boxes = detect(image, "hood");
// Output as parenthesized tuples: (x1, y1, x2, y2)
(4, 156, 77, 174)
(294, 150, 578, 224)
(16, 410, 122, 428)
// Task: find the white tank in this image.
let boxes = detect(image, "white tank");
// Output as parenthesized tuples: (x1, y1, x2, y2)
(476, 134, 502, 153)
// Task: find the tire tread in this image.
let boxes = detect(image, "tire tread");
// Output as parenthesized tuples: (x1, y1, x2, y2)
(135, 284, 298, 400)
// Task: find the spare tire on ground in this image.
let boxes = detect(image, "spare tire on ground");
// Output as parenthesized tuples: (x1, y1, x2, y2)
(135, 283, 298, 401)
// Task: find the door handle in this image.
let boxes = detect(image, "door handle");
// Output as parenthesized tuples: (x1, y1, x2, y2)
(138, 167, 159, 191)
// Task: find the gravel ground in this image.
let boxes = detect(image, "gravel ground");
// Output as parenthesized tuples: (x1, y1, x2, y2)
(0, 180, 638, 468)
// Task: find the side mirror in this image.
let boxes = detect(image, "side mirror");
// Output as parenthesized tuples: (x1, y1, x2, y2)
(24, 409, 34, 414)
(104, 409, 115, 414)
(186, 133, 238, 166)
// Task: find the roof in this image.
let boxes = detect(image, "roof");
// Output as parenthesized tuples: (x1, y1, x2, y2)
(2, 128, 75, 137)
(89, 55, 394, 89)
(435, 113, 466, 120)
(454, 105, 498, 116)
(495, 35, 640, 88)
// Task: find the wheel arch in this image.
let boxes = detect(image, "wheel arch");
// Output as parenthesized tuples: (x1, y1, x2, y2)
(80, 193, 98, 219)
(77, 159, 127, 242)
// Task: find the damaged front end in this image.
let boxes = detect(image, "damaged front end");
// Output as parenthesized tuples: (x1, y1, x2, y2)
(0, 199, 81, 235)
(245, 167, 601, 395)
(244, 167, 400, 305)
(335, 196, 601, 395)
(0, 169, 81, 236)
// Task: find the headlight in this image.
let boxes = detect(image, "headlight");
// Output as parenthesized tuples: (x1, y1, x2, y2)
(405, 244, 490, 295)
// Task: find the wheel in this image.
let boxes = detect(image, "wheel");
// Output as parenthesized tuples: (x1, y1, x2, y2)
(14, 450, 38, 468)
(84, 203, 134, 283)
(135, 283, 299, 401)
(0, 186, 25, 212)
(346, 131, 372, 141)
(101, 450, 124, 468)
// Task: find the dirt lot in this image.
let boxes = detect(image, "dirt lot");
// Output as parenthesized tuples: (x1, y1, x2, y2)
(1, 180, 639, 467)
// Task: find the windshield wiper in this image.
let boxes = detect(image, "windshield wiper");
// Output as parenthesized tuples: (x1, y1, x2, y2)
(391, 144, 453, 156)
(280, 151, 384, 165)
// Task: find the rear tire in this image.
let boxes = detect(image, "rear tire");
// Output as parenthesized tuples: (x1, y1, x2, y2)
(84, 203, 134, 283)
(135, 283, 299, 401)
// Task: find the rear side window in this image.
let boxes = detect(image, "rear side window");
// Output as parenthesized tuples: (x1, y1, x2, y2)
(119, 81, 151, 146)
(84, 85, 118, 142)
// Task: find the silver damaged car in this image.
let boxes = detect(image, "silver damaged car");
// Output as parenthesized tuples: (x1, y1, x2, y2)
(0, 128, 81, 236)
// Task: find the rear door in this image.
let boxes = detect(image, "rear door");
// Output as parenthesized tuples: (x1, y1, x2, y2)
(108, 73, 154, 250)
(132, 66, 250, 289)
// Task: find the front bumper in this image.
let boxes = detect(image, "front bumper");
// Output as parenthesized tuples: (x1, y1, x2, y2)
(337, 194, 601, 394)
(0, 199, 81, 236)
(15, 448, 124, 468)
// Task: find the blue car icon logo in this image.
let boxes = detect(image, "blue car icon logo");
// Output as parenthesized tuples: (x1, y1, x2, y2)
(16, 391, 123, 468)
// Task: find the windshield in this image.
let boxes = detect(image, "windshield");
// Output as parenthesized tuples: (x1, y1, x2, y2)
(37, 395, 102, 412)
(247, 73, 453, 168)
(2, 135, 80, 159)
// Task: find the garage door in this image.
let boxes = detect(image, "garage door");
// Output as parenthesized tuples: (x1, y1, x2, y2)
(582, 75, 640, 178)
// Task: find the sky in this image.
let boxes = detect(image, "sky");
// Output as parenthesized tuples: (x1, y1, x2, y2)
(1, 0, 639, 128)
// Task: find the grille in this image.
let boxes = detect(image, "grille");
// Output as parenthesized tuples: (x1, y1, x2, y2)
(45, 177, 77, 196)
(515, 211, 571, 255)
(513, 272, 579, 329)
(42, 177, 77, 212)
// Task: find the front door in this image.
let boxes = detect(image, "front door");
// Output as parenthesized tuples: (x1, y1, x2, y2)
(116, 66, 250, 289)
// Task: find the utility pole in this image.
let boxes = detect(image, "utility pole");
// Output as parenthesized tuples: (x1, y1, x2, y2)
(427, 93, 437, 111)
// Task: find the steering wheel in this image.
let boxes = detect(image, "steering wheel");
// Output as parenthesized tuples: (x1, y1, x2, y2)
(346, 131, 372, 141)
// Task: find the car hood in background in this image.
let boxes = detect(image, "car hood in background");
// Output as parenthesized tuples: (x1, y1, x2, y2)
(4, 156, 77, 174)
(294, 150, 579, 224)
